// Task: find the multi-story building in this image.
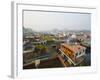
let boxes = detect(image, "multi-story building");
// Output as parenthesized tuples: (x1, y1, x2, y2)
(59, 43, 86, 66)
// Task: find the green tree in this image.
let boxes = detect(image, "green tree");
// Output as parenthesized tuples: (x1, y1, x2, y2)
(35, 44, 48, 54)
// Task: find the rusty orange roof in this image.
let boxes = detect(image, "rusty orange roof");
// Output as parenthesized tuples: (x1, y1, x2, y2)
(61, 43, 86, 53)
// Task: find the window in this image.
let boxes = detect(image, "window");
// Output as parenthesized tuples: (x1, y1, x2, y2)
(83, 49, 85, 52)
(79, 52, 81, 55)
(76, 53, 78, 56)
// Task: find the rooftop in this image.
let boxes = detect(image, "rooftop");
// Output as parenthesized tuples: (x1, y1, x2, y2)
(61, 43, 86, 53)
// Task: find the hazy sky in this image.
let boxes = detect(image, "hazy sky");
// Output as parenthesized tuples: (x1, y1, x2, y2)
(23, 10, 91, 32)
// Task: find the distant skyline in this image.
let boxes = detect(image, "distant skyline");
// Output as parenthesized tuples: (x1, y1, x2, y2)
(23, 10, 91, 32)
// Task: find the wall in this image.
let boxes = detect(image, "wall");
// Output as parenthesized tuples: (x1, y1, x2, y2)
(0, 0, 99, 80)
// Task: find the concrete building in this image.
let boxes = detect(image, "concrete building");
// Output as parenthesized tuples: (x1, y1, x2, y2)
(59, 43, 86, 66)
